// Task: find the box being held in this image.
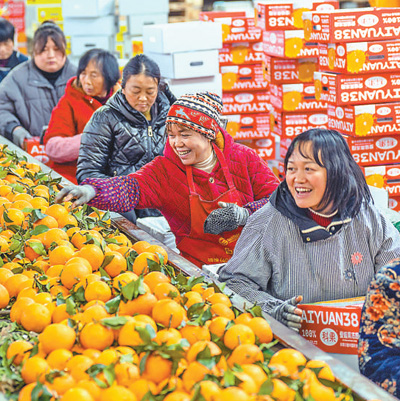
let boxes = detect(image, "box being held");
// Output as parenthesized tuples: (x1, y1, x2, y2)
(24, 137, 49, 165)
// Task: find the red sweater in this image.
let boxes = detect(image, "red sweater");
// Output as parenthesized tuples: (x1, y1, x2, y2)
(84, 131, 280, 246)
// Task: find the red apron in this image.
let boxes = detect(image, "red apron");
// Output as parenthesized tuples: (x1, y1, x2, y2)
(178, 145, 243, 268)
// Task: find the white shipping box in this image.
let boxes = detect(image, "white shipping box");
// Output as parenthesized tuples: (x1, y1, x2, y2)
(128, 13, 169, 36)
(148, 50, 219, 79)
(61, 0, 114, 17)
(143, 21, 223, 54)
(64, 16, 116, 36)
(168, 74, 222, 98)
(70, 35, 113, 57)
(119, 0, 169, 15)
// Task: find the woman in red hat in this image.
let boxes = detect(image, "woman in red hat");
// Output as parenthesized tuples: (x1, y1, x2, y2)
(55, 92, 279, 267)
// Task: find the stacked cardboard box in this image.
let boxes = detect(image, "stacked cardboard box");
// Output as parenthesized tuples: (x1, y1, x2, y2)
(0, 0, 26, 55)
(308, 7, 400, 210)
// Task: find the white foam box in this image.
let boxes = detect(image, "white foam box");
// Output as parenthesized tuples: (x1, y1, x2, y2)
(119, 0, 169, 15)
(168, 74, 222, 98)
(147, 50, 219, 79)
(128, 13, 168, 36)
(143, 21, 223, 54)
(64, 16, 116, 36)
(70, 35, 113, 57)
(61, 0, 114, 17)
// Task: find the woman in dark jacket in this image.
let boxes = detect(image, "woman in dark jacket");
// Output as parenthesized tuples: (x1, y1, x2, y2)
(77, 54, 175, 222)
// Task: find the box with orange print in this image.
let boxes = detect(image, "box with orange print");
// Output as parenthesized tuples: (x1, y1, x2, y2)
(314, 71, 400, 107)
(265, 56, 318, 85)
(219, 42, 264, 66)
(255, 0, 338, 31)
(269, 82, 328, 113)
(221, 64, 268, 92)
(270, 107, 329, 137)
(319, 40, 400, 75)
(262, 30, 319, 59)
(389, 196, 400, 212)
(363, 164, 400, 200)
(222, 91, 270, 115)
(279, 136, 293, 158)
(347, 135, 400, 167)
(225, 114, 270, 140)
(24, 137, 50, 165)
(328, 102, 400, 138)
(199, 11, 263, 44)
(235, 136, 277, 161)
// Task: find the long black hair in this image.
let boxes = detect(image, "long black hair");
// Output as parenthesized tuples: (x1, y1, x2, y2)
(77, 48, 120, 93)
(32, 21, 66, 56)
(284, 128, 371, 217)
(121, 54, 160, 89)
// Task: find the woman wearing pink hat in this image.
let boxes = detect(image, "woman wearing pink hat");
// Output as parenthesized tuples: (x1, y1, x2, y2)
(56, 92, 279, 267)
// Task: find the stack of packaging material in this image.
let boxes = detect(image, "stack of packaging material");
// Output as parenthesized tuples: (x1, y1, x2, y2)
(308, 7, 400, 211)
(200, 10, 277, 164)
(142, 21, 222, 98)
(61, 0, 116, 62)
(257, 0, 337, 177)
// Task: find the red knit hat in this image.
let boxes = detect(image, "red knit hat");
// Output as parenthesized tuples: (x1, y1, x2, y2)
(166, 92, 223, 140)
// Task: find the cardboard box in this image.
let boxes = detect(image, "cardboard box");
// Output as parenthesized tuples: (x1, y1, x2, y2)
(63, 16, 116, 36)
(348, 135, 400, 166)
(61, 0, 114, 17)
(270, 82, 327, 112)
(221, 64, 269, 92)
(119, 0, 169, 15)
(219, 42, 264, 66)
(268, 159, 286, 181)
(299, 297, 364, 355)
(315, 71, 400, 106)
(143, 21, 222, 54)
(200, 12, 263, 44)
(70, 35, 113, 57)
(236, 136, 277, 160)
(222, 91, 270, 115)
(328, 102, 400, 137)
(265, 56, 318, 84)
(128, 13, 168, 36)
(168, 75, 222, 98)
(319, 40, 400, 74)
(226, 114, 270, 140)
(263, 30, 318, 59)
(271, 107, 328, 137)
(364, 164, 400, 198)
(24, 137, 49, 165)
(256, 0, 338, 31)
(389, 196, 400, 212)
(0, 0, 24, 18)
(305, 7, 400, 44)
(280, 136, 292, 158)
(148, 50, 219, 79)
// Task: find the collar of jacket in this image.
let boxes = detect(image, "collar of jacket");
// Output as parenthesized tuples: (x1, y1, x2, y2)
(27, 58, 72, 89)
(270, 181, 352, 243)
(5, 51, 25, 69)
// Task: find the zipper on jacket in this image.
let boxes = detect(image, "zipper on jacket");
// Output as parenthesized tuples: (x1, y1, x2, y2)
(148, 126, 153, 137)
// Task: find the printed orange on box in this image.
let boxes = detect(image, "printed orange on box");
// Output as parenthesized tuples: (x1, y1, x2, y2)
(364, 164, 400, 198)
(221, 64, 269, 92)
(305, 7, 400, 43)
(263, 30, 319, 59)
(236, 137, 277, 161)
(389, 195, 400, 212)
(219, 42, 264, 66)
(265, 55, 318, 84)
(24, 137, 50, 165)
(222, 91, 270, 115)
(226, 114, 270, 140)
(328, 102, 400, 137)
(256, 0, 338, 31)
(280, 136, 293, 158)
(315, 71, 400, 106)
(319, 40, 400, 74)
(270, 83, 327, 112)
(348, 135, 400, 166)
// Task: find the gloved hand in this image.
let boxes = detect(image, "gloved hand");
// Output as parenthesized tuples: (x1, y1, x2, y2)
(12, 126, 32, 148)
(54, 185, 96, 208)
(204, 202, 249, 235)
(271, 296, 303, 332)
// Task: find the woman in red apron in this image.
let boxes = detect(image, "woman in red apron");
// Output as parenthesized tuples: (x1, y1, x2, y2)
(55, 92, 280, 267)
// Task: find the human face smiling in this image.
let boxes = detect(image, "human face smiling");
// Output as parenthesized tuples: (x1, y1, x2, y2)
(168, 124, 213, 166)
(34, 38, 66, 73)
(79, 59, 107, 98)
(286, 142, 330, 213)
(122, 73, 158, 114)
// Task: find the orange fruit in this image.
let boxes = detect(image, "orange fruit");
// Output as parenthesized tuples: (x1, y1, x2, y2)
(20, 356, 50, 384)
(180, 324, 210, 345)
(20, 302, 52, 333)
(81, 304, 109, 324)
(57, 213, 78, 228)
(132, 252, 158, 275)
(191, 381, 220, 401)
(99, 385, 136, 401)
(247, 317, 273, 344)
(85, 280, 112, 303)
(128, 379, 157, 401)
(270, 378, 296, 401)
(183, 291, 204, 308)
(62, 388, 94, 401)
(206, 293, 232, 307)
(39, 323, 76, 353)
(118, 292, 157, 316)
(164, 392, 191, 401)
(146, 244, 168, 264)
(33, 215, 58, 229)
(113, 272, 138, 292)
(214, 387, 249, 401)
(80, 322, 114, 350)
(103, 251, 127, 277)
(75, 380, 102, 401)
(10, 296, 35, 324)
(131, 240, 151, 254)
(223, 324, 255, 350)
(182, 362, 211, 392)
(143, 271, 170, 292)
(141, 353, 173, 385)
(46, 348, 73, 370)
(1, 208, 25, 227)
(241, 364, 268, 390)
(0, 283, 10, 308)
(77, 244, 104, 271)
(227, 343, 263, 366)
(0, 268, 13, 284)
(43, 228, 69, 249)
(155, 328, 182, 346)
(46, 373, 75, 396)
(60, 262, 92, 289)
(210, 303, 235, 320)
(6, 340, 33, 365)
(44, 204, 69, 221)
(118, 315, 157, 347)
(186, 340, 221, 363)
(153, 282, 180, 301)
(234, 312, 253, 325)
(66, 355, 94, 382)
(306, 360, 335, 381)
(4, 273, 30, 298)
(268, 348, 307, 377)
(208, 316, 230, 338)
(152, 299, 186, 329)
(48, 245, 75, 266)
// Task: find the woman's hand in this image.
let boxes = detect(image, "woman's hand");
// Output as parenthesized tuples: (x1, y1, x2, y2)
(12, 126, 32, 148)
(55, 185, 96, 208)
(271, 295, 303, 331)
(204, 202, 250, 235)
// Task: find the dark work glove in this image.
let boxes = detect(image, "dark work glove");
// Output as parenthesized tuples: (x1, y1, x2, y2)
(54, 185, 96, 208)
(271, 296, 303, 332)
(204, 202, 250, 235)
(12, 126, 32, 148)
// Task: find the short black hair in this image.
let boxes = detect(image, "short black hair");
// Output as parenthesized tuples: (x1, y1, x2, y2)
(284, 128, 371, 217)
(77, 48, 120, 93)
(33, 21, 66, 56)
(0, 18, 15, 42)
(121, 54, 160, 89)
